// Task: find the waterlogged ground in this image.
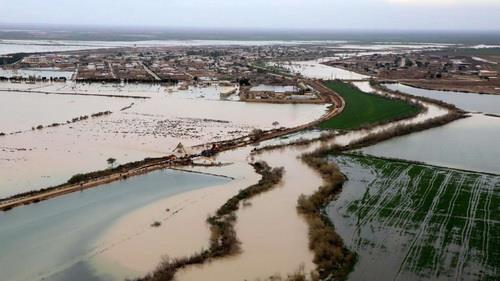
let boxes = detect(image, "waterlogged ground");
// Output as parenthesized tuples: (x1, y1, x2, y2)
(360, 114, 500, 175)
(327, 154, 500, 281)
(384, 83, 500, 115)
(0, 90, 134, 134)
(274, 59, 369, 80)
(361, 81, 500, 175)
(0, 82, 327, 197)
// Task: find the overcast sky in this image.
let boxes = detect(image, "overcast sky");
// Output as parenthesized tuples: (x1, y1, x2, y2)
(1, 0, 499, 31)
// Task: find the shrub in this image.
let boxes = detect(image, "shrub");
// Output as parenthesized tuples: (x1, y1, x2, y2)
(151, 221, 161, 228)
(298, 152, 356, 280)
(136, 162, 284, 281)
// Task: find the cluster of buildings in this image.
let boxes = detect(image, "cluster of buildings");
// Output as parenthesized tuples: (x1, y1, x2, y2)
(1, 44, 344, 84)
(17, 54, 78, 70)
(241, 82, 323, 103)
(329, 53, 499, 81)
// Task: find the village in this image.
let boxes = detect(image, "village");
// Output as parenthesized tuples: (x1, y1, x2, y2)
(326, 50, 500, 94)
(0, 45, 338, 103)
(0, 45, 330, 82)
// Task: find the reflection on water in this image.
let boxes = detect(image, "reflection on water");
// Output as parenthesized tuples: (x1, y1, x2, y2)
(327, 155, 500, 281)
(0, 169, 229, 281)
(385, 83, 500, 115)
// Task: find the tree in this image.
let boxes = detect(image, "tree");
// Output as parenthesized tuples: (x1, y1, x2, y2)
(238, 77, 250, 86)
(107, 157, 117, 169)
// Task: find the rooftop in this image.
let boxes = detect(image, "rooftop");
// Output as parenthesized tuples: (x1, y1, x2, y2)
(249, 84, 298, 93)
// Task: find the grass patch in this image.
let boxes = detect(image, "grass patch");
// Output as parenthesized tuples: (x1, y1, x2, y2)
(320, 81, 421, 130)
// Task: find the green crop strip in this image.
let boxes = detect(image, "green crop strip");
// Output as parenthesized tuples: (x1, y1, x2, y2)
(320, 81, 421, 130)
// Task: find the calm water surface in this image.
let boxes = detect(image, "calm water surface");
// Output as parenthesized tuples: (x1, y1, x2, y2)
(0, 169, 229, 281)
(361, 84, 500, 174)
(281, 60, 369, 80)
(360, 114, 500, 174)
(385, 83, 500, 115)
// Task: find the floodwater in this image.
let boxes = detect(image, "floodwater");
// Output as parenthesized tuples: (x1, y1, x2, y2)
(91, 153, 261, 280)
(0, 68, 74, 79)
(170, 83, 448, 281)
(0, 80, 452, 281)
(0, 90, 133, 134)
(0, 39, 350, 56)
(0, 169, 229, 281)
(361, 114, 500, 174)
(326, 155, 500, 281)
(0, 83, 327, 197)
(279, 59, 369, 80)
(361, 83, 500, 174)
(175, 142, 318, 281)
(385, 83, 500, 115)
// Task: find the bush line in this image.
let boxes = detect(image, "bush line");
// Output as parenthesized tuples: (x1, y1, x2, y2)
(297, 151, 356, 281)
(0, 156, 188, 207)
(135, 161, 284, 281)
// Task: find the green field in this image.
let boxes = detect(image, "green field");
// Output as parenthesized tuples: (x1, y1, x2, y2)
(328, 154, 500, 281)
(320, 81, 421, 130)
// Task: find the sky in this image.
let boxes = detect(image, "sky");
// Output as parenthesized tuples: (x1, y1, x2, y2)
(0, 0, 499, 31)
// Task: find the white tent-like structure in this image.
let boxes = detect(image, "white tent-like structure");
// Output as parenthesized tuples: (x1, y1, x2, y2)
(172, 142, 190, 158)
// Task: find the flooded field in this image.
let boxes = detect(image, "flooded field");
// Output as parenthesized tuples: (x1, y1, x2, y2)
(360, 114, 500, 174)
(327, 154, 500, 281)
(1, 38, 496, 281)
(279, 59, 369, 80)
(0, 90, 134, 134)
(0, 169, 229, 281)
(0, 68, 75, 79)
(361, 83, 500, 174)
(384, 83, 500, 115)
(0, 82, 327, 197)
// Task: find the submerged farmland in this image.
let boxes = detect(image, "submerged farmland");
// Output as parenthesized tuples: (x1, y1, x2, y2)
(327, 154, 500, 281)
